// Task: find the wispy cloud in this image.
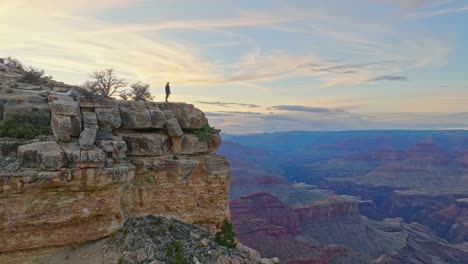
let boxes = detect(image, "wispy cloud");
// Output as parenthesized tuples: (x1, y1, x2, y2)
(218, 111, 263, 116)
(270, 105, 351, 114)
(410, 5, 468, 17)
(368, 75, 408, 82)
(197, 101, 261, 108)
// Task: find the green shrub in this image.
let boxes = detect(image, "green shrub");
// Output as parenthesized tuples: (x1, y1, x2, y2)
(166, 241, 188, 264)
(0, 113, 50, 139)
(195, 125, 215, 142)
(214, 220, 237, 248)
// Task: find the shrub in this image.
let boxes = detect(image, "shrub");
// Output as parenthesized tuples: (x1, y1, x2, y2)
(195, 125, 216, 142)
(0, 113, 50, 139)
(130, 81, 153, 101)
(214, 220, 237, 248)
(166, 241, 188, 264)
(20, 66, 45, 85)
(4, 57, 23, 70)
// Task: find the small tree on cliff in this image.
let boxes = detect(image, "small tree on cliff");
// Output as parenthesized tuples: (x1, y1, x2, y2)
(130, 81, 153, 101)
(214, 220, 237, 248)
(83, 68, 127, 98)
(119, 90, 132, 100)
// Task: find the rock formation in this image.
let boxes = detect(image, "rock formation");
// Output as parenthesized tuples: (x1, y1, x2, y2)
(0, 84, 232, 257)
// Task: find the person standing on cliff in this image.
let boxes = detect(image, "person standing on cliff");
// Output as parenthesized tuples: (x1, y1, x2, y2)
(165, 82, 171, 102)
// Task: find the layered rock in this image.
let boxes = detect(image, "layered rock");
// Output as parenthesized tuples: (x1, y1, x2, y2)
(0, 94, 227, 255)
(230, 192, 367, 264)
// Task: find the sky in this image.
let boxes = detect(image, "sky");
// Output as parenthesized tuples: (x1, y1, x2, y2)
(1, 0, 467, 133)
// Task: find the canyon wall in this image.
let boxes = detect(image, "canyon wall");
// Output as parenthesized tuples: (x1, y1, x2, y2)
(0, 94, 229, 253)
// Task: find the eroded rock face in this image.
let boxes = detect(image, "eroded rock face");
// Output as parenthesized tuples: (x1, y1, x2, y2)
(0, 96, 226, 255)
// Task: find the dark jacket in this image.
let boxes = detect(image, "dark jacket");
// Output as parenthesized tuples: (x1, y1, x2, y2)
(165, 84, 171, 94)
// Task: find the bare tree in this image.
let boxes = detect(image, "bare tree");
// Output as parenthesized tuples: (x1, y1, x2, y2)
(130, 81, 153, 101)
(119, 90, 132, 100)
(84, 69, 127, 98)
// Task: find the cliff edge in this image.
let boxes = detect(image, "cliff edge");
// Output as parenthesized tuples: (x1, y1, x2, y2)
(0, 71, 237, 259)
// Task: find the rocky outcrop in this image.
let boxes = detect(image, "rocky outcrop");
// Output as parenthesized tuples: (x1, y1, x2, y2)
(0, 94, 227, 255)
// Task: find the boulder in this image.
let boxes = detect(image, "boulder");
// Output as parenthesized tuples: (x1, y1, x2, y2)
(79, 128, 98, 150)
(120, 108, 151, 129)
(95, 108, 121, 129)
(122, 133, 170, 156)
(162, 103, 207, 129)
(17, 141, 66, 170)
(173, 134, 209, 155)
(96, 139, 128, 160)
(70, 115, 83, 137)
(48, 98, 80, 116)
(164, 110, 175, 119)
(80, 146, 106, 165)
(78, 96, 116, 108)
(166, 118, 183, 137)
(82, 112, 98, 126)
(51, 114, 72, 142)
(60, 142, 81, 167)
(149, 109, 167, 128)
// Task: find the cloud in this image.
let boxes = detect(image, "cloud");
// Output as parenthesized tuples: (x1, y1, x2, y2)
(205, 112, 234, 117)
(410, 5, 468, 17)
(368, 75, 408, 82)
(218, 111, 263, 116)
(298, 60, 410, 74)
(197, 101, 261, 108)
(371, 0, 452, 9)
(270, 105, 350, 114)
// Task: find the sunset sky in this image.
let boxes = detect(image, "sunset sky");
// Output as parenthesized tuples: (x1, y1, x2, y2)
(1, 0, 467, 133)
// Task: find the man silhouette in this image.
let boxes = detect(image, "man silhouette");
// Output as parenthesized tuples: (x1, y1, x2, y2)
(165, 82, 171, 102)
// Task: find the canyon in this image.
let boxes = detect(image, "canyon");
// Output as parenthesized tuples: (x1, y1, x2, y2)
(220, 131, 468, 263)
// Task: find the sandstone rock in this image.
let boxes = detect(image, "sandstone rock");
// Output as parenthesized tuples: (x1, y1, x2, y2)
(48, 98, 80, 116)
(79, 127, 98, 150)
(82, 111, 98, 126)
(149, 109, 167, 128)
(174, 134, 209, 154)
(70, 115, 83, 137)
(80, 146, 106, 165)
(96, 139, 128, 160)
(120, 107, 151, 129)
(51, 114, 72, 142)
(95, 108, 121, 129)
(122, 133, 170, 156)
(60, 142, 81, 167)
(17, 141, 66, 170)
(130, 154, 230, 231)
(162, 103, 208, 129)
(166, 118, 183, 137)
(78, 96, 116, 108)
(164, 110, 175, 119)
